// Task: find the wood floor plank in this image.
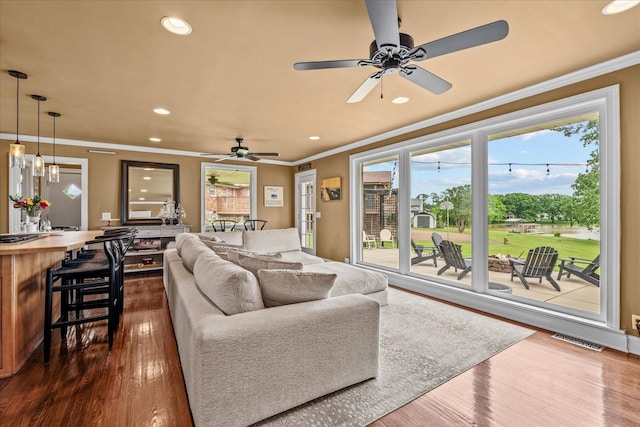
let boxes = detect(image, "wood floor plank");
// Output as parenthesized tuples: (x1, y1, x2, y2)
(1, 275, 638, 426)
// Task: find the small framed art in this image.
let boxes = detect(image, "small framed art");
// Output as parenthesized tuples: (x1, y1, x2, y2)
(320, 176, 341, 201)
(264, 186, 284, 207)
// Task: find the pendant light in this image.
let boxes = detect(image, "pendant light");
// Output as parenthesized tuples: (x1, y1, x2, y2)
(8, 70, 28, 168)
(48, 112, 61, 183)
(31, 94, 47, 176)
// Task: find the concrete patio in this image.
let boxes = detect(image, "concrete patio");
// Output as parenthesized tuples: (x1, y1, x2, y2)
(362, 247, 600, 314)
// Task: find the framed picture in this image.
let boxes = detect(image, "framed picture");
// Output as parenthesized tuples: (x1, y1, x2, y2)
(264, 185, 284, 207)
(320, 176, 342, 201)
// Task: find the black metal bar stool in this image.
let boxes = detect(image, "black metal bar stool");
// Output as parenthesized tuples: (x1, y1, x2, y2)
(43, 233, 133, 364)
(244, 219, 267, 230)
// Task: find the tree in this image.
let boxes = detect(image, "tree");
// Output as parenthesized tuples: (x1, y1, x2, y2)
(499, 192, 539, 221)
(538, 194, 568, 224)
(488, 194, 507, 224)
(441, 185, 472, 232)
(552, 119, 600, 229)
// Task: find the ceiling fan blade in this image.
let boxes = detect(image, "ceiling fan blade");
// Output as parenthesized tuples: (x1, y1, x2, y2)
(365, 0, 400, 51)
(200, 153, 227, 157)
(347, 71, 383, 104)
(214, 156, 233, 163)
(244, 154, 261, 162)
(409, 20, 509, 61)
(248, 152, 279, 157)
(294, 59, 371, 71)
(400, 65, 452, 95)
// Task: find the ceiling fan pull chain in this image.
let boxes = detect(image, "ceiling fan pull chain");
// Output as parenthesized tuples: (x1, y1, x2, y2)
(380, 77, 384, 99)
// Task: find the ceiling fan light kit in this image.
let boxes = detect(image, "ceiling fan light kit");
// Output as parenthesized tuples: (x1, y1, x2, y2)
(294, 0, 509, 103)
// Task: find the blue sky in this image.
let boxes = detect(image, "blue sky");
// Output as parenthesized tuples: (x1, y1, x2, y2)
(365, 123, 595, 198)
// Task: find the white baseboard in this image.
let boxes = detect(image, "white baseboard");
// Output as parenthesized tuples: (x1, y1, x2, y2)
(628, 335, 640, 355)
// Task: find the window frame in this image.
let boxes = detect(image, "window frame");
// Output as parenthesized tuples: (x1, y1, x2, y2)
(200, 162, 257, 231)
(350, 85, 620, 336)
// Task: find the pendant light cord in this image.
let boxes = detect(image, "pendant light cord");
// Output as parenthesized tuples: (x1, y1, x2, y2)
(37, 97, 40, 154)
(52, 115, 56, 163)
(16, 77, 19, 141)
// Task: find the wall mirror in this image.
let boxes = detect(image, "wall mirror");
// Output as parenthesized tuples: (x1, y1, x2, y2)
(121, 160, 179, 225)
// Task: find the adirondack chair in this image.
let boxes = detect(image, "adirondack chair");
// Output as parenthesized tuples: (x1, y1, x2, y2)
(437, 240, 472, 280)
(431, 232, 444, 258)
(557, 254, 600, 287)
(411, 238, 437, 266)
(509, 246, 560, 291)
(379, 229, 396, 248)
(363, 230, 377, 249)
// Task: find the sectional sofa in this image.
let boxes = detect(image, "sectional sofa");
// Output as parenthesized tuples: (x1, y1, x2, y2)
(163, 228, 388, 426)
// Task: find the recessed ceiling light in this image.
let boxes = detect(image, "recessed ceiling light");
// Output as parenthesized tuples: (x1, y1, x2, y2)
(143, 176, 151, 180)
(149, 137, 162, 142)
(140, 189, 147, 192)
(138, 197, 145, 201)
(153, 108, 170, 115)
(161, 17, 192, 35)
(392, 96, 410, 104)
(309, 136, 320, 140)
(602, 0, 640, 14)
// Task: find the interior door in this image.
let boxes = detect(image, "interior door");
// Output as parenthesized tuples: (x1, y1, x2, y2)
(295, 170, 316, 255)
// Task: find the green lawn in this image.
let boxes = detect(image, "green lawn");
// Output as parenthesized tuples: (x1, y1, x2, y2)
(413, 227, 599, 267)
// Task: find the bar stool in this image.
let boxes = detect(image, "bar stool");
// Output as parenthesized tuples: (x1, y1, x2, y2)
(43, 233, 131, 363)
(210, 220, 237, 232)
(244, 219, 267, 230)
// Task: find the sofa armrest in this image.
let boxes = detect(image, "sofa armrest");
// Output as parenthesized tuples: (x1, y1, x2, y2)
(187, 294, 380, 427)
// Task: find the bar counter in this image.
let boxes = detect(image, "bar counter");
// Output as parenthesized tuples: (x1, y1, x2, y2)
(0, 230, 101, 377)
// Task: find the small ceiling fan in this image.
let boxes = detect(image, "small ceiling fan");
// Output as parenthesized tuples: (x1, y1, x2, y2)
(294, 0, 509, 103)
(201, 138, 279, 162)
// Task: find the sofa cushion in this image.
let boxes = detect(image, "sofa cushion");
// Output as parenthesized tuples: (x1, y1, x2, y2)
(304, 262, 388, 297)
(198, 234, 222, 242)
(257, 269, 337, 307)
(193, 251, 264, 315)
(181, 237, 211, 273)
(175, 232, 199, 256)
(242, 228, 301, 254)
(279, 251, 325, 265)
(237, 252, 303, 277)
(200, 230, 244, 245)
(227, 249, 282, 265)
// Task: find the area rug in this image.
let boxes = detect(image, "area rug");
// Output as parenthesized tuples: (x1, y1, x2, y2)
(255, 288, 534, 426)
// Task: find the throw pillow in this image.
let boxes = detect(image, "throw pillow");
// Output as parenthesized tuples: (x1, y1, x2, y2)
(199, 234, 222, 242)
(236, 252, 302, 277)
(257, 269, 337, 307)
(194, 252, 264, 315)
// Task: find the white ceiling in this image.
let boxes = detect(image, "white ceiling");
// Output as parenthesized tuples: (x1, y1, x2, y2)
(1, 1, 639, 162)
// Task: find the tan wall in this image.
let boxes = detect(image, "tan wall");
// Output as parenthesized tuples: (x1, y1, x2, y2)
(1, 145, 294, 233)
(310, 65, 640, 333)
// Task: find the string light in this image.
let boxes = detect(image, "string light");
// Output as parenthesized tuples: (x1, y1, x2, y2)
(411, 159, 591, 176)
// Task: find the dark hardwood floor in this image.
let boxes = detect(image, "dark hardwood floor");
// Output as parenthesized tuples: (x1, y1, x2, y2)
(1, 275, 639, 426)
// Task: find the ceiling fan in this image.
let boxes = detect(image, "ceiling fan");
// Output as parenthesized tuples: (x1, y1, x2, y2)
(293, 0, 509, 103)
(201, 138, 279, 162)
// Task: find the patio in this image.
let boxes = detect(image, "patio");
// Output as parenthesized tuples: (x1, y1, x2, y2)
(362, 247, 600, 314)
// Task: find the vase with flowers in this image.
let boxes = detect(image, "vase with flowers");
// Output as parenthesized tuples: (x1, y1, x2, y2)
(9, 194, 51, 232)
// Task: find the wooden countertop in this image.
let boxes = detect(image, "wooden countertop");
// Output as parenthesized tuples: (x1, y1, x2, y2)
(0, 230, 102, 255)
